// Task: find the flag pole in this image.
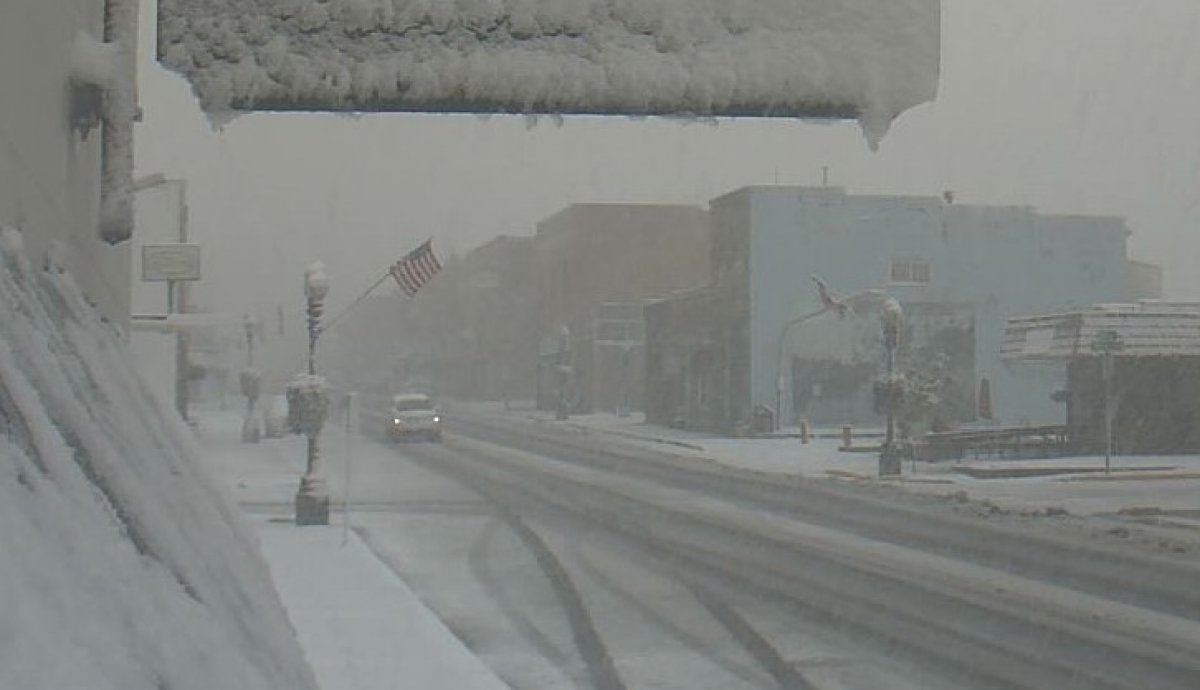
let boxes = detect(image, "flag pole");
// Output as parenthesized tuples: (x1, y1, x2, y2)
(322, 270, 392, 334)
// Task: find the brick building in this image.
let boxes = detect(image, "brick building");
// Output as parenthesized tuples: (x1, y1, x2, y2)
(534, 204, 709, 413)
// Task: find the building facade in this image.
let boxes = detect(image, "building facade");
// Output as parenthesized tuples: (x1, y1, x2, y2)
(534, 203, 710, 413)
(325, 235, 538, 405)
(648, 186, 1157, 433)
(1, 0, 138, 327)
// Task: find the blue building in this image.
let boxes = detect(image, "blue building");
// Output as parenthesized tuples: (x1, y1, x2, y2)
(645, 186, 1160, 433)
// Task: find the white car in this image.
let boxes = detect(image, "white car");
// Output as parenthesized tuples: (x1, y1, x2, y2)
(386, 393, 443, 442)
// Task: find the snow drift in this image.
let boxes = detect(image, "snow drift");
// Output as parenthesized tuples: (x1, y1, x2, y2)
(157, 0, 940, 147)
(0, 227, 318, 690)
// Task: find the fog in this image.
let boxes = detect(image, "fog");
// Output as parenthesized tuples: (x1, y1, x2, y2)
(26, 2, 1198, 687)
(136, 0, 1200, 324)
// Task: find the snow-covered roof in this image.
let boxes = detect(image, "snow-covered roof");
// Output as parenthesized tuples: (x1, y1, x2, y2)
(157, 0, 940, 147)
(1003, 301, 1200, 361)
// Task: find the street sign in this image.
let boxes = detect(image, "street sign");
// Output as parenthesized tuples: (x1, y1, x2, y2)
(142, 244, 201, 282)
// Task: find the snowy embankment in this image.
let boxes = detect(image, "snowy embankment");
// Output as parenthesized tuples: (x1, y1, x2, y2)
(157, 0, 940, 148)
(0, 228, 317, 690)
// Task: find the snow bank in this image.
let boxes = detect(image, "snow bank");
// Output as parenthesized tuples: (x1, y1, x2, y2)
(0, 226, 318, 690)
(157, 0, 940, 147)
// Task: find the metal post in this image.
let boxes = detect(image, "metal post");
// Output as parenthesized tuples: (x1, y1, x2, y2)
(1090, 330, 1123, 475)
(342, 392, 354, 545)
(775, 308, 826, 431)
(878, 298, 904, 477)
(174, 186, 190, 423)
(1103, 354, 1113, 475)
(885, 339, 896, 451)
(246, 323, 255, 366)
(167, 280, 188, 422)
(556, 326, 570, 420)
(296, 262, 330, 526)
(241, 317, 260, 443)
(307, 297, 318, 375)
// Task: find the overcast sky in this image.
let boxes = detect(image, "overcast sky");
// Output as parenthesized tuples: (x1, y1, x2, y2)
(135, 0, 1200, 320)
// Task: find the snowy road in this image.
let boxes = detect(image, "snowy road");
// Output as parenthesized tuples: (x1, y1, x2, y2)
(331, 408, 1200, 690)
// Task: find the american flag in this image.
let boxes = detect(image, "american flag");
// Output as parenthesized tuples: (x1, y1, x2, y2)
(389, 239, 442, 297)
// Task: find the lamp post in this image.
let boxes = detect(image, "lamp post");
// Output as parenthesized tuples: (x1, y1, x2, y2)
(775, 307, 828, 431)
(618, 342, 635, 418)
(305, 263, 328, 375)
(878, 297, 904, 477)
(775, 279, 888, 431)
(1091, 330, 1124, 474)
(293, 262, 331, 526)
(555, 325, 572, 420)
(240, 315, 261, 443)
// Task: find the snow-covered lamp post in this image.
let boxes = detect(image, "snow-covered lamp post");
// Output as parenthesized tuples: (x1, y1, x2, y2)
(292, 262, 330, 526)
(878, 298, 905, 476)
(555, 325, 572, 421)
(240, 315, 261, 443)
(304, 262, 329, 376)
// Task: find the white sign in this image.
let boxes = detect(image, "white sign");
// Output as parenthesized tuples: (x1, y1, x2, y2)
(142, 244, 201, 282)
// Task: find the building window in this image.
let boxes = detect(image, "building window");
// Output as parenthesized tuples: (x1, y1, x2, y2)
(891, 259, 931, 284)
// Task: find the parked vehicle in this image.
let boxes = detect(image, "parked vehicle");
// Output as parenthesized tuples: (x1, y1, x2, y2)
(386, 393, 442, 442)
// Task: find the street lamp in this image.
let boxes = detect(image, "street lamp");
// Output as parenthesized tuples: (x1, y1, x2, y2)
(555, 325, 572, 420)
(1091, 329, 1124, 474)
(775, 278, 888, 431)
(240, 314, 261, 443)
(878, 297, 904, 476)
(618, 342, 635, 418)
(775, 307, 829, 431)
(305, 262, 329, 375)
(293, 262, 331, 526)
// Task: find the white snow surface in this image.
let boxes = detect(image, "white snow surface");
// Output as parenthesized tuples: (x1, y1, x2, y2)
(70, 31, 120, 88)
(156, 0, 940, 148)
(462, 403, 1200, 517)
(0, 228, 318, 690)
(257, 521, 512, 690)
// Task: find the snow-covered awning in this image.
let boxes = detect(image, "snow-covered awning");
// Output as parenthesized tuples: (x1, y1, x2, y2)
(1003, 302, 1200, 361)
(157, 0, 940, 147)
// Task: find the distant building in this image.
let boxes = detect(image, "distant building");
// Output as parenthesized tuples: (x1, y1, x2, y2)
(1126, 260, 1165, 301)
(534, 204, 709, 413)
(647, 186, 1159, 433)
(447, 235, 539, 402)
(1004, 302, 1200, 454)
(332, 235, 539, 404)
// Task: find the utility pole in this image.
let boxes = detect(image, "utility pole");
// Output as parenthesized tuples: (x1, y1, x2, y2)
(1091, 330, 1124, 474)
(878, 298, 904, 477)
(294, 262, 331, 526)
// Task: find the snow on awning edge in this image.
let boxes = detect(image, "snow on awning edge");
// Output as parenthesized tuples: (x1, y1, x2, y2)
(155, 0, 940, 149)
